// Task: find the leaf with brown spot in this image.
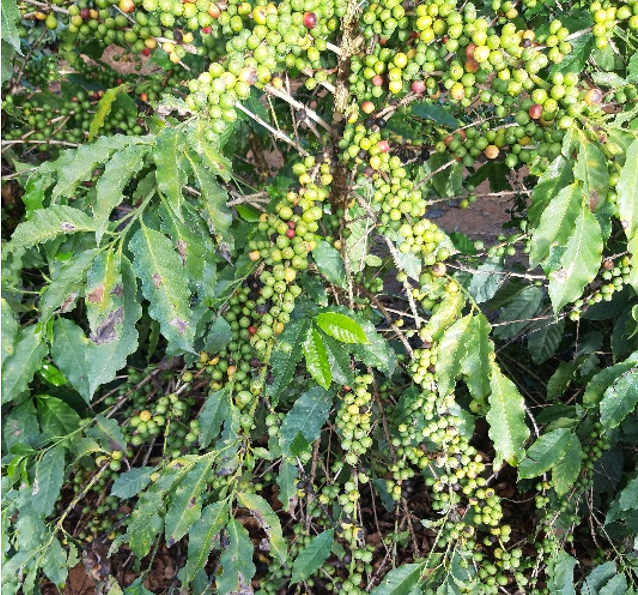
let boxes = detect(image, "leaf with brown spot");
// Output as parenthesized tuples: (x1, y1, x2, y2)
(60, 221, 76, 232)
(169, 317, 189, 335)
(90, 307, 124, 344)
(110, 284, 123, 297)
(87, 285, 105, 304)
(176, 239, 188, 265)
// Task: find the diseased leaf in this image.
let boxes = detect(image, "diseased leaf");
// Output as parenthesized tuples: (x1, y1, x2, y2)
(191, 159, 233, 247)
(487, 365, 529, 468)
(217, 518, 257, 595)
(89, 84, 129, 141)
(165, 454, 215, 545)
(315, 312, 368, 344)
(547, 202, 603, 313)
(1, 325, 48, 404)
(290, 529, 334, 584)
(94, 142, 151, 242)
(8, 205, 95, 253)
(183, 501, 228, 583)
(85, 250, 122, 337)
(280, 386, 333, 455)
(303, 326, 332, 389)
(52, 135, 140, 200)
(110, 467, 155, 499)
(518, 428, 571, 479)
(31, 446, 66, 517)
(313, 240, 346, 288)
(370, 563, 424, 595)
(600, 366, 638, 429)
(130, 223, 195, 353)
(236, 492, 287, 563)
(85, 256, 141, 398)
(40, 249, 100, 322)
(1, 298, 18, 366)
(427, 290, 464, 340)
(155, 127, 189, 220)
(552, 433, 583, 497)
(574, 140, 609, 212)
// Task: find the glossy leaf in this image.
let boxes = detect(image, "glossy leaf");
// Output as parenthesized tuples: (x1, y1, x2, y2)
(183, 501, 228, 583)
(581, 561, 619, 595)
(130, 223, 195, 353)
(36, 395, 81, 437)
(237, 492, 287, 563)
(312, 240, 346, 288)
(110, 467, 155, 499)
(322, 335, 355, 386)
(315, 312, 368, 344)
(461, 313, 492, 401)
(583, 361, 636, 408)
(94, 141, 151, 242)
(8, 205, 95, 253)
(599, 366, 638, 429)
(31, 446, 66, 517)
(280, 386, 333, 455)
(518, 428, 571, 479)
(217, 518, 257, 595)
(290, 529, 334, 584)
(371, 564, 424, 595)
(1, 325, 48, 404)
(350, 316, 396, 377)
(487, 364, 529, 468)
(547, 202, 603, 313)
(551, 433, 583, 497)
(529, 183, 581, 268)
(303, 326, 332, 389)
(165, 454, 215, 544)
(436, 315, 472, 397)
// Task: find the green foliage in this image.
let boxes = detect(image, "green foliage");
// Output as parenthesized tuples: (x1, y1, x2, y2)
(2, 0, 638, 593)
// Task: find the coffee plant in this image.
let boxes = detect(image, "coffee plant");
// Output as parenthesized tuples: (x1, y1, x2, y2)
(1, 0, 638, 591)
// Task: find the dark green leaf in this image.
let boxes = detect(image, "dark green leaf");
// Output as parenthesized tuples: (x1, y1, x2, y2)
(267, 319, 309, 400)
(32, 446, 66, 517)
(600, 366, 638, 429)
(199, 388, 229, 448)
(36, 395, 81, 437)
(290, 529, 334, 584)
(370, 563, 424, 595)
(51, 319, 90, 400)
(552, 433, 583, 497)
(3, 399, 40, 450)
(466, 258, 506, 304)
(494, 286, 543, 340)
(303, 326, 331, 389)
(280, 386, 333, 455)
(183, 501, 228, 583)
(528, 156, 574, 226)
(547, 549, 576, 595)
(551, 32, 594, 75)
(41, 538, 68, 587)
(411, 101, 458, 127)
(547, 202, 603, 313)
(315, 312, 368, 344)
(322, 335, 355, 386)
(518, 428, 571, 479)
(1, 325, 48, 405)
(313, 240, 346, 288)
(350, 316, 396, 377)
(217, 518, 257, 595)
(528, 318, 565, 365)
(110, 467, 155, 499)
(487, 364, 529, 468)
(8, 205, 95, 253)
(583, 361, 636, 408)
(130, 223, 195, 352)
